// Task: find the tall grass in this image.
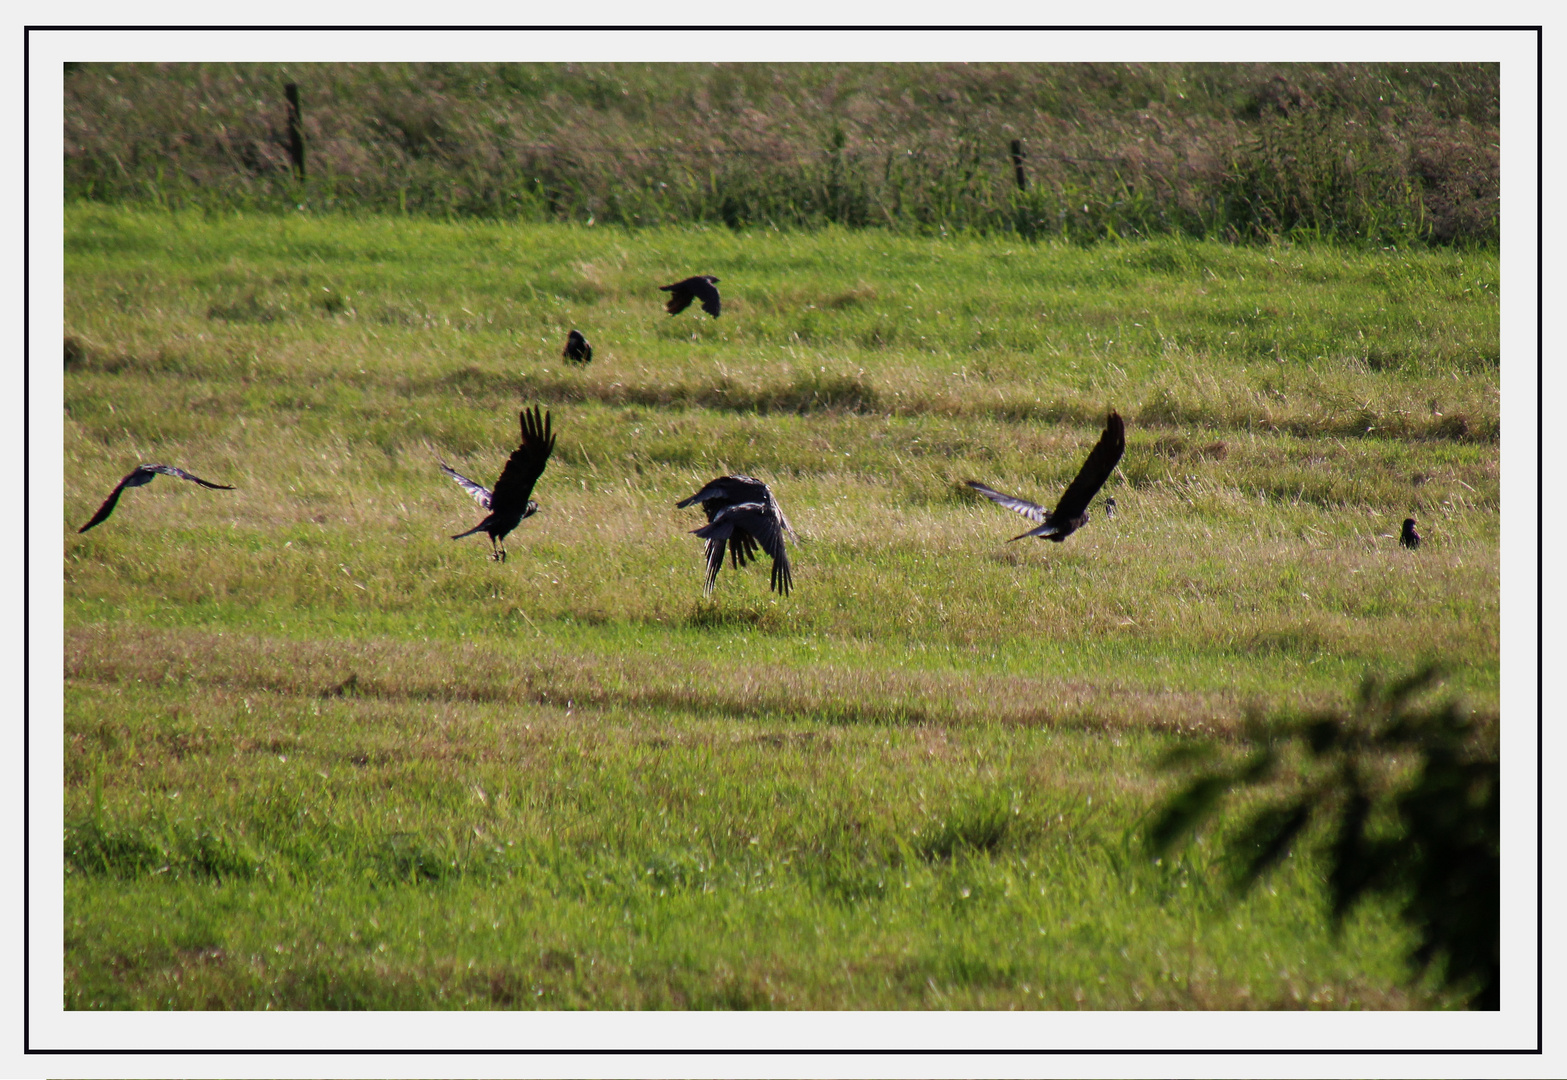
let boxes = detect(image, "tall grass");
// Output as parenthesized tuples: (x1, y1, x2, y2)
(65, 62, 1499, 245)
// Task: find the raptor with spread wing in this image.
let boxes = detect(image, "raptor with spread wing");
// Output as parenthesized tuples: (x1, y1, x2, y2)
(678, 474, 795, 595)
(441, 406, 556, 561)
(77, 464, 235, 533)
(660, 275, 721, 318)
(967, 411, 1125, 544)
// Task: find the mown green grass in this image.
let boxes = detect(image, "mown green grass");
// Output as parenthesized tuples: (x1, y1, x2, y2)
(61, 207, 1497, 1008)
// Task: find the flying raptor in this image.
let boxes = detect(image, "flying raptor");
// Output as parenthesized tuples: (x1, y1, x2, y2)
(440, 405, 556, 561)
(77, 464, 235, 533)
(678, 474, 795, 596)
(660, 275, 721, 318)
(967, 411, 1125, 543)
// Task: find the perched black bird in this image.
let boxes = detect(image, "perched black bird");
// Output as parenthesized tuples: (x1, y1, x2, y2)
(1104, 495, 1118, 520)
(563, 329, 592, 363)
(678, 474, 795, 596)
(440, 406, 556, 562)
(660, 275, 721, 318)
(967, 411, 1126, 543)
(1400, 517, 1421, 550)
(77, 464, 235, 533)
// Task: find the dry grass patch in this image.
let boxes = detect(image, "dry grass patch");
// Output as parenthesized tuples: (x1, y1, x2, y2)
(67, 624, 1268, 735)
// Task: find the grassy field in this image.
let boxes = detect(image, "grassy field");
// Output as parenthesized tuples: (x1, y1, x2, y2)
(61, 205, 1499, 1009)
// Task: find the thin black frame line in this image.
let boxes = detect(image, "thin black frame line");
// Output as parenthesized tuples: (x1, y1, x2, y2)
(1532, 20, 1544, 1058)
(20, 1045, 1548, 1057)
(22, 19, 32, 1057)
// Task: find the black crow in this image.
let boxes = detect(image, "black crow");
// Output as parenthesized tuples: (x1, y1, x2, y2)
(440, 406, 556, 562)
(563, 329, 592, 363)
(661, 275, 721, 317)
(967, 411, 1126, 543)
(678, 474, 795, 595)
(77, 464, 235, 533)
(1400, 517, 1421, 550)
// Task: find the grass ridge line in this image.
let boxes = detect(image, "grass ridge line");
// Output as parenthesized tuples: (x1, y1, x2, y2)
(66, 625, 1253, 736)
(420, 366, 1498, 445)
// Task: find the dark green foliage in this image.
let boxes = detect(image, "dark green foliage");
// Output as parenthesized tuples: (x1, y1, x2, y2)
(1146, 665, 1499, 1008)
(64, 61, 1498, 246)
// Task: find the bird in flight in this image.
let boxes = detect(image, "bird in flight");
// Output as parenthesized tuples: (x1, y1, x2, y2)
(77, 464, 235, 533)
(563, 329, 592, 363)
(660, 275, 721, 318)
(678, 474, 795, 596)
(440, 406, 556, 561)
(1400, 517, 1421, 549)
(967, 411, 1125, 543)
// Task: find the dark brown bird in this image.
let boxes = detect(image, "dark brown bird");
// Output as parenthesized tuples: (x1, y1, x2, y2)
(563, 329, 592, 363)
(77, 464, 235, 533)
(440, 406, 556, 562)
(967, 411, 1126, 543)
(678, 474, 795, 595)
(660, 275, 721, 318)
(1400, 517, 1421, 549)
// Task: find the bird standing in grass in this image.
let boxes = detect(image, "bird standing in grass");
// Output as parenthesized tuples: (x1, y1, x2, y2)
(77, 464, 235, 533)
(678, 474, 795, 596)
(562, 329, 592, 363)
(440, 405, 556, 562)
(1400, 517, 1421, 549)
(660, 275, 721, 318)
(967, 411, 1125, 544)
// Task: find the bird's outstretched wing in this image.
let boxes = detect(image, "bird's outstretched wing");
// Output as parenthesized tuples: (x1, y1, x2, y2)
(146, 465, 235, 490)
(661, 279, 695, 315)
(677, 474, 768, 513)
(77, 476, 134, 532)
(678, 473, 796, 541)
(693, 502, 792, 596)
(699, 534, 728, 594)
(692, 277, 721, 317)
(1051, 411, 1125, 524)
(489, 406, 556, 514)
(965, 481, 1049, 524)
(78, 464, 234, 533)
(749, 510, 793, 595)
(661, 276, 720, 317)
(764, 485, 797, 542)
(439, 462, 493, 509)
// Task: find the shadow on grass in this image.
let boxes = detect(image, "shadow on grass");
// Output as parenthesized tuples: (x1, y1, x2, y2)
(683, 598, 788, 633)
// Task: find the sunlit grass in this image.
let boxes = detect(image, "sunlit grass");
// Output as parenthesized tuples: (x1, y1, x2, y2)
(61, 208, 1497, 1009)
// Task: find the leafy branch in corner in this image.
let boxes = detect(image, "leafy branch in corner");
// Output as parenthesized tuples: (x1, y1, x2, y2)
(1145, 664, 1499, 1009)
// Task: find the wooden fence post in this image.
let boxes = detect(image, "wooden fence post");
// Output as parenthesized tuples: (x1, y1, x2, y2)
(1009, 139, 1027, 191)
(285, 83, 306, 180)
